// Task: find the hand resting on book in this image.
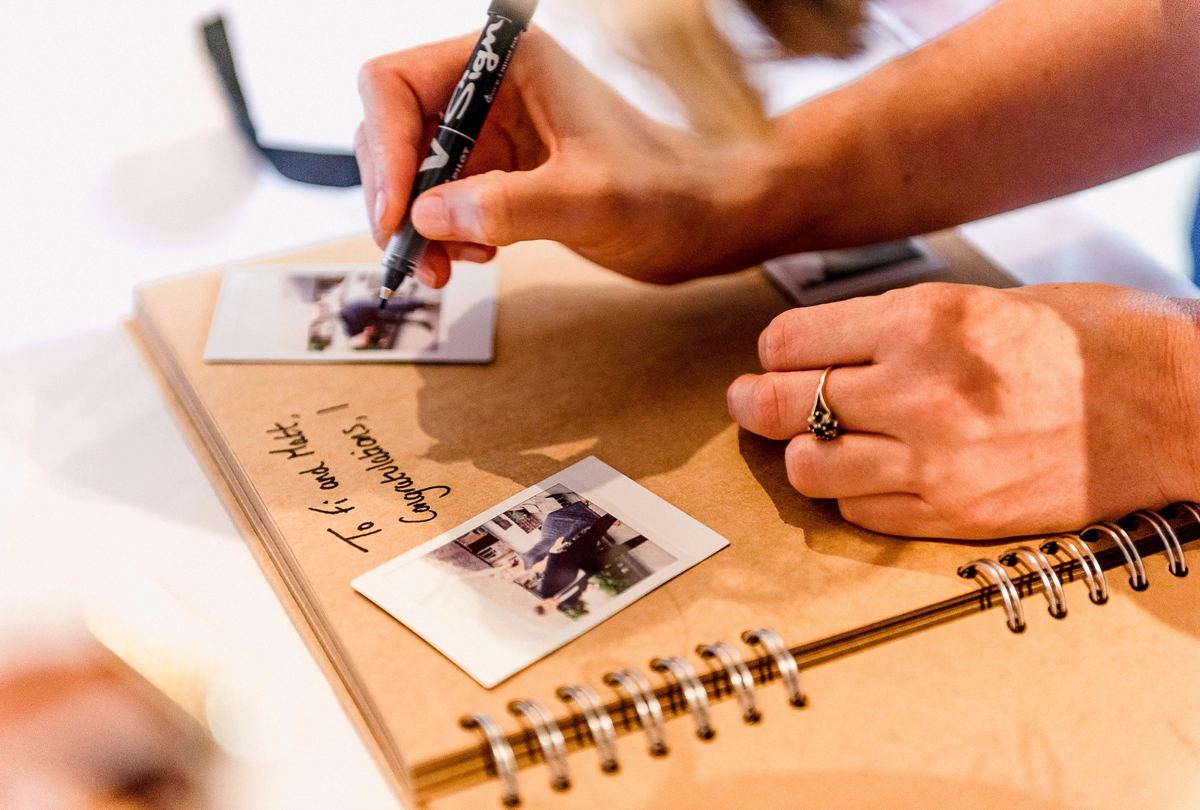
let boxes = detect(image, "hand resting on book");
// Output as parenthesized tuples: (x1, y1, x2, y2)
(726, 282, 1200, 539)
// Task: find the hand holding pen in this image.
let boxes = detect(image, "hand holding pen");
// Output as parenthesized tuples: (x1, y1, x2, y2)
(353, 11, 765, 291)
(360, 0, 537, 305)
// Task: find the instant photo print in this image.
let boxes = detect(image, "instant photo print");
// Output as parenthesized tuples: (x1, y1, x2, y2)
(352, 457, 729, 687)
(204, 262, 498, 362)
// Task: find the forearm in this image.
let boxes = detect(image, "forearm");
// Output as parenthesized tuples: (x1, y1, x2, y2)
(356, 1, 1200, 286)
(738, 0, 1200, 260)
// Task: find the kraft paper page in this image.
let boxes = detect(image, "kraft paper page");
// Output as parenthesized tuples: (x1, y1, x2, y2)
(131, 234, 1200, 810)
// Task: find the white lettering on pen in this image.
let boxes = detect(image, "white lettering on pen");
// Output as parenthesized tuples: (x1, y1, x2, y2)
(444, 19, 506, 126)
(420, 139, 450, 172)
(470, 21, 503, 76)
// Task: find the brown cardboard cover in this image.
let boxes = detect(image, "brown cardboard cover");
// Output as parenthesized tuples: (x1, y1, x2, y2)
(131, 233, 1200, 810)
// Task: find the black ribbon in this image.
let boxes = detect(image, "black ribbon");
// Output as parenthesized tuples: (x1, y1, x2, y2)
(201, 14, 362, 187)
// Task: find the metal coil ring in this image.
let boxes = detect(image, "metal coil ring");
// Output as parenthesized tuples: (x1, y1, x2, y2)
(741, 628, 808, 707)
(1176, 502, 1200, 551)
(650, 656, 715, 740)
(957, 559, 1026, 633)
(1040, 534, 1108, 605)
(697, 641, 761, 724)
(999, 546, 1067, 619)
(1176, 501, 1200, 526)
(1132, 511, 1188, 577)
(461, 713, 521, 807)
(1083, 522, 1148, 591)
(556, 684, 619, 774)
(603, 669, 668, 757)
(508, 700, 570, 791)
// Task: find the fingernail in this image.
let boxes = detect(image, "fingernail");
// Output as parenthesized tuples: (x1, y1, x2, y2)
(726, 376, 751, 420)
(458, 244, 492, 263)
(374, 189, 387, 228)
(413, 186, 483, 242)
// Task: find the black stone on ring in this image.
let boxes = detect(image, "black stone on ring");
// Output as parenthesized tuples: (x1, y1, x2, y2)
(808, 366, 840, 441)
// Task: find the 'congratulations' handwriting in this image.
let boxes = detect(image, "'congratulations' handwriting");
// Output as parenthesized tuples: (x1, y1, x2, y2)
(342, 416, 451, 523)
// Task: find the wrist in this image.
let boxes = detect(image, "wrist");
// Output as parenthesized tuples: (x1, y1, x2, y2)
(695, 136, 794, 273)
(710, 90, 889, 268)
(644, 81, 883, 279)
(682, 117, 851, 274)
(1163, 297, 1200, 502)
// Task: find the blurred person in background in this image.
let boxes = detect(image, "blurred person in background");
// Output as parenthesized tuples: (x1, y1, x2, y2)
(0, 649, 214, 810)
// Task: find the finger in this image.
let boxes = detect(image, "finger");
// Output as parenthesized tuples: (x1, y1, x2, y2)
(353, 123, 383, 243)
(836, 494, 954, 538)
(758, 296, 888, 371)
(414, 243, 452, 289)
(409, 161, 607, 248)
(784, 433, 913, 499)
(357, 35, 478, 244)
(413, 240, 499, 290)
(411, 241, 495, 289)
(727, 365, 886, 440)
(445, 242, 497, 263)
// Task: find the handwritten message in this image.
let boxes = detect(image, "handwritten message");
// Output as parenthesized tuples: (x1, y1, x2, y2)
(266, 406, 452, 553)
(342, 415, 450, 523)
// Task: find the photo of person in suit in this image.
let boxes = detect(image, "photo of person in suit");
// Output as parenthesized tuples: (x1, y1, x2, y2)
(296, 269, 441, 352)
(515, 504, 618, 616)
(428, 485, 676, 621)
(337, 295, 438, 350)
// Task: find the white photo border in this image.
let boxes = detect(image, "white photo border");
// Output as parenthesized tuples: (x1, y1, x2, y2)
(352, 456, 729, 688)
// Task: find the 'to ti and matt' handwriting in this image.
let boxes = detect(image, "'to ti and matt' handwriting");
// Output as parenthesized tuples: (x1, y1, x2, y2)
(308, 498, 379, 553)
(342, 416, 450, 524)
(268, 419, 341, 490)
(270, 417, 380, 552)
(266, 419, 315, 460)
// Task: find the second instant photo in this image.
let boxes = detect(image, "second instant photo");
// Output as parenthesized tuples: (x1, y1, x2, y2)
(204, 262, 498, 363)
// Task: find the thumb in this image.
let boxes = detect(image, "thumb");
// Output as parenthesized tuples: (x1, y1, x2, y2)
(410, 168, 582, 248)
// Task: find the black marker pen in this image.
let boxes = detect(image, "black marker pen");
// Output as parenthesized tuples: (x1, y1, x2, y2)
(379, 0, 539, 306)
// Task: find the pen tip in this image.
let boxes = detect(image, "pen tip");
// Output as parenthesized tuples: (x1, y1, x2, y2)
(378, 298, 387, 310)
(378, 286, 393, 309)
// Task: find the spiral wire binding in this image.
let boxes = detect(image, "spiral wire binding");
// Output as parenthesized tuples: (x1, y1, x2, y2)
(508, 700, 570, 792)
(603, 669, 668, 756)
(1179, 501, 1200, 528)
(742, 627, 808, 708)
(1084, 522, 1148, 590)
(651, 656, 715, 740)
(697, 641, 761, 724)
(453, 505, 1200, 807)
(1132, 510, 1188, 577)
(958, 558, 1026, 633)
(461, 714, 521, 807)
(999, 546, 1067, 619)
(556, 685, 619, 775)
(1040, 535, 1108, 605)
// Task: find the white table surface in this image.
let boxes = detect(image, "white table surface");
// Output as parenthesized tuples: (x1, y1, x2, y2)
(1, 2, 1196, 808)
